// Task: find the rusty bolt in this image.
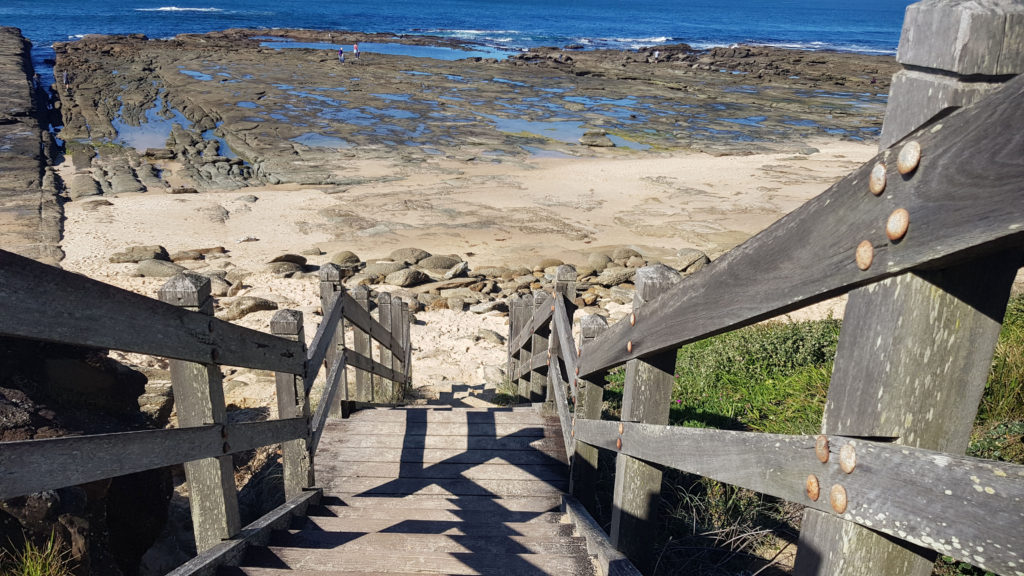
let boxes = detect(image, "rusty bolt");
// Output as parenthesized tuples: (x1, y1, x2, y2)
(571, 428, 575, 438)
(546, 359, 550, 366)
(616, 437, 622, 450)
(575, 366, 579, 375)
(630, 313, 636, 326)
(548, 350, 552, 359)
(815, 435, 830, 463)
(869, 162, 886, 195)
(839, 444, 857, 474)
(627, 341, 633, 353)
(551, 304, 555, 312)
(806, 474, 820, 501)
(576, 346, 581, 357)
(619, 422, 624, 435)
(830, 484, 848, 514)
(897, 140, 921, 175)
(886, 208, 909, 242)
(855, 240, 873, 271)
(223, 442, 231, 454)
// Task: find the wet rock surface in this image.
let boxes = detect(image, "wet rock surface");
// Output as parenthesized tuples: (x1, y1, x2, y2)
(52, 29, 896, 193)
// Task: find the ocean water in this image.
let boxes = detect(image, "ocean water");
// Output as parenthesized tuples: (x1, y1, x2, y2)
(3, 0, 912, 84)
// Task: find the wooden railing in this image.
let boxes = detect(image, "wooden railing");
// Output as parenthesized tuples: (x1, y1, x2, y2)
(507, 71, 1024, 576)
(0, 254, 412, 571)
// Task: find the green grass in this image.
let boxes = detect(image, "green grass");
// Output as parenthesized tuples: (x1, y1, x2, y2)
(0, 533, 73, 576)
(596, 295, 1024, 575)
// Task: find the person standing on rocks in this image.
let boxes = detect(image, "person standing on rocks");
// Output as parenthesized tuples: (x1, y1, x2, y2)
(354, 43, 360, 59)
(338, 47, 345, 63)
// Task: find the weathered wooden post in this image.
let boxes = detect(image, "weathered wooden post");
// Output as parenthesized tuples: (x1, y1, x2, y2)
(351, 286, 372, 403)
(376, 291, 393, 403)
(549, 265, 578, 404)
(508, 294, 519, 393)
(270, 309, 313, 500)
(517, 293, 534, 404)
(610, 264, 681, 568)
(794, 2, 1024, 573)
(529, 290, 550, 402)
(570, 313, 608, 516)
(401, 300, 412, 395)
(158, 273, 241, 552)
(319, 263, 347, 418)
(390, 296, 406, 403)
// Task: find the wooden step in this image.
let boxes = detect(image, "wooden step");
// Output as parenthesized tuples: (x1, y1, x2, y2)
(320, 477, 568, 497)
(326, 447, 566, 465)
(317, 494, 562, 512)
(239, 546, 595, 575)
(323, 462, 567, 482)
(323, 434, 566, 452)
(267, 531, 588, 555)
(321, 422, 560, 437)
(303, 507, 564, 524)
(340, 409, 553, 424)
(295, 516, 577, 538)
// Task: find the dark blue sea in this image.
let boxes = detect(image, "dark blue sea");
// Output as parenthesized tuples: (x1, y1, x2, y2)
(2, 0, 913, 85)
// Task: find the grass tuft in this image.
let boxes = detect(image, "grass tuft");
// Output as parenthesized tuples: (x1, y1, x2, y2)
(0, 533, 74, 576)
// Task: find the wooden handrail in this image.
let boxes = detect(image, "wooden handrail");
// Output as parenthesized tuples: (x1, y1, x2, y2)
(309, 349, 347, 454)
(552, 295, 577, 404)
(574, 419, 1024, 576)
(577, 72, 1024, 379)
(0, 250, 305, 374)
(0, 418, 307, 500)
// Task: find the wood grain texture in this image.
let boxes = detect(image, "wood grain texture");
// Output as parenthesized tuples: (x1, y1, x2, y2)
(0, 251, 304, 372)
(516, 293, 535, 403)
(346, 348, 409, 387)
(341, 290, 399, 357)
(318, 265, 346, 417)
(309, 351, 346, 454)
(271, 310, 313, 500)
(577, 73, 1024, 379)
(571, 314, 608, 515)
(350, 286, 372, 402)
(509, 293, 554, 355)
(575, 420, 1024, 576)
(0, 418, 307, 500)
(562, 495, 642, 576)
(530, 291, 550, 402)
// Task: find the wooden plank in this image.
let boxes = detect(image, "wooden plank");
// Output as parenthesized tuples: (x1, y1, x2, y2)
(0, 418, 307, 500)
(294, 514, 576, 537)
(159, 274, 241, 552)
(610, 265, 680, 568)
(268, 532, 587, 555)
(350, 286, 372, 403)
(401, 299, 411, 395)
(318, 264, 346, 417)
(326, 448, 565, 465)
(338, 408, 552, 424)
(508, 294, 520, 393)
(574, 420, 1024, 576)
(319, 477, 569, 498)
(529, 291, 550, 402)
(249, 547, 593, 575)
(570, 314, 608, 515)
(516, 293, 534, 403)
(375, 291, 394, 402)
(509, 293, 553, 355)
(327, 462, 568, 482)
(270, 310, 314, 500)
(391, 296, 407, 401)
(547, 358, 575, 457)
(309, 350, 346, 455)
(347, 348, 408, 386)
(552, 295, 578, 399)
(315, 421, 560, 437)
(165, 490, 321, 576)
(324, 432, 567, 452)
(0, 251, 304, 373)
(511, 349, 549, 381)
(320, 494, 563, 511)
(795, 255, 1020, 576)
(550, 265, 578, 403)
(577, 74, 1024, 379)
(562, 495, 642, 576)
(341, 290, 399, 357)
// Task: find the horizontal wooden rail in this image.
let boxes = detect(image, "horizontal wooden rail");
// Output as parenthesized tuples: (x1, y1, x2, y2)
(0, 250, 305, 374)
(574, 419, 1024, 576)
(512, 352, 548, 381)
(346, 348, 409, 386)
(0, 418, 308, 500)
(310, 350, 346, 454)
(341, 291, 402, 359)
(509, 293, 554, 355)
(577, 73, 1024, 379)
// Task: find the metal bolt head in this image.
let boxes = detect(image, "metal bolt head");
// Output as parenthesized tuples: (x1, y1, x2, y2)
(571, 428, 575, 438)
(575, 366, 579, 375)
(897, 140, 921, 175)
(855, 240, 873, 271)
(869, 162, 886, 195)
(886, 208, 909, 242)
(618, 422, 624, 435)
(815, 435, 830, 463)
(830, 484, 848, 514)
(551, 304, 555, 312)
(806, 474, 820, 501)
(627, 341, 633, 353)
(576, 346, 581, 357)
(630, 313, 636, 326)
(839, 444, 857, 474)
(616, 437, 622, 450)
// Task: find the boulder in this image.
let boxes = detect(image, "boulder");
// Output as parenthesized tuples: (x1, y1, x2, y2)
(579, 130, 614, 147)
(476, 328, 506, 345)
(474, 266, 510, 278)
(535, 258, 563, 270)
(470, 301, 508, 315)
(587, 252, 613, 272)
(111, 245, 169, 263)
(575, 265, 597, 278)
(363, 261, 407, 278)
(625, 255, 646, 268)
(594, 267, 636, 287)
(418, 255, 461, 270)
(267, 261, 303, 277)
(136, 259, 185, 277)
(68, 174, 102, 199)
(170, 250, 204, 262)
(330, 250, 361, 266)
(444, 261, 470, 279)
(218, 297, 278, 321)
(269, 253, 307, 266)
(385, 268, 429, 287)
(676, 248, 710, 273)
(612, 247, 642, 261)
(388, 247, 431, 264)
(226, 268, 252, 284)
(446, 297, 466, 311)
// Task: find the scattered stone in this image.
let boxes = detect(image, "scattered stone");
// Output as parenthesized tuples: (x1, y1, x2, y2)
(588, 252, 613, 272)
(144, 148, 175, 160)
(474, 266, 509, 277)
(470, 301, 508, 315)
(418, 255, 461, 270)
(235, 194, 259, 203)
(218, 296, 278, 321)
(388, 247, 431, 264)
(446, 297, 465, 311)
(170, 250, 204, 262)
(300, 247, 324, 256)
(610, 285, 635, 304)
(594, 267, 636, 287)
(385, 268, 429, 287)
(575, 265, 597, 279)
(410, 278, 479, 294)
(209, 276, 232, 297)
(137, 259, 185, 277)
(267, 261, 304, 277)
(330, 251, 361, 266)
(225, 268, 252, 284)
(476, 328, 506, 345)
(676, 248, 710, 273)
(269, 254, 307, 266)
(536, 258, 563, 270)
(443, 261, 470, 279)
(68, 174, 102, 199)
(625, 255, 646, 268)
(111, 245, 170, 263)
(363, 261, 407, 278)
(169, 187, 198, 194)
(612, 247, 642, 261)
(579, 130, 614, 147)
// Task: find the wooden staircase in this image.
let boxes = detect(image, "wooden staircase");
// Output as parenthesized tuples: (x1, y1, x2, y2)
(221, 405, 597, 575)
